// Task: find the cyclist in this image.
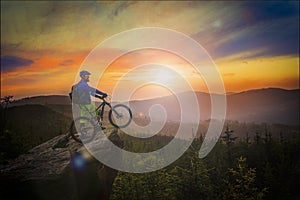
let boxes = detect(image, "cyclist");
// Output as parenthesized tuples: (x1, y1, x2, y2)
(78, 70, 107, 129)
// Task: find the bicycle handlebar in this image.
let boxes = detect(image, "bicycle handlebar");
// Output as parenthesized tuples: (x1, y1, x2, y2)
(95, 95, 105, 100)
(95, 94, 111, 103)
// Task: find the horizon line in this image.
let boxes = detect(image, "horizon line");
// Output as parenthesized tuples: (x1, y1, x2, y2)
(3, 87, 299, 101)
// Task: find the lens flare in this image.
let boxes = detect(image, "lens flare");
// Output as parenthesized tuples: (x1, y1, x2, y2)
(71, 152, 87, 170)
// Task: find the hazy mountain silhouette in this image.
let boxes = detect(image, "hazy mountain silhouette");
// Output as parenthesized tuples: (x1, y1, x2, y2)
(9, 88, 299, 125)
(226, 88, 299, 125)
(129, 88, 299, 125)
(9, 95, 71, 107)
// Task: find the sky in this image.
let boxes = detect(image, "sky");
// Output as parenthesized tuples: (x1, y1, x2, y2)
(1, 1, 299, 100)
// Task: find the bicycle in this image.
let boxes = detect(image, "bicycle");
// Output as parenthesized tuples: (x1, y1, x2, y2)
(69, 95, 132, 143)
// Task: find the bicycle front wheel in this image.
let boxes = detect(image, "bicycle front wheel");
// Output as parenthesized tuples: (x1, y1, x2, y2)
(109, 104, 132, 128)
(70, 117, 96, 143)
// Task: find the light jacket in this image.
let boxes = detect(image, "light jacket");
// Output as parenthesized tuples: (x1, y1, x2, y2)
(77, 79, 105, 104)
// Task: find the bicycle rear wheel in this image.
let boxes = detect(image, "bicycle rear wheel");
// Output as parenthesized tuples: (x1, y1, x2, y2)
(109, 104, 132, 128)
(70, 117, 96, 143)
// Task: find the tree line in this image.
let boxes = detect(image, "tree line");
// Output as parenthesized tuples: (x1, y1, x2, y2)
(110, 125, 300, 200)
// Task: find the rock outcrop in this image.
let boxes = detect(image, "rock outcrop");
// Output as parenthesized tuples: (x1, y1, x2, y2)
(0, 129, 122, 200)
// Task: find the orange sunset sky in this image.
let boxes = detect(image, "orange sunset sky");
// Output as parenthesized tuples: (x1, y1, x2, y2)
(1, 1, 299, 100)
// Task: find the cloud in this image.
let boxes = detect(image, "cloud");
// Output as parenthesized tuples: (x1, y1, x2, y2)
(215, 48, 268, 63)
(240, 1, 299, 24)
(1, 1, 299, 98)
(1, 56, 34, 73)
(1, 1, 116, 52)
(213, 17, 299, 60)
(191, 1, 299, 61)
(112, 1, 136, 17)
(2, 77, 37, 86)
(59, 59, 74, 66)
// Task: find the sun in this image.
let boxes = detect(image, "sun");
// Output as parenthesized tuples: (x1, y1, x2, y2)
(155, 67, 174, 84)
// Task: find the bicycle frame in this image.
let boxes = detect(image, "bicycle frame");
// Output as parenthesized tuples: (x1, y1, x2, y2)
(70, 96, 132, 143)
(96, 98, 112, 121)
(96, 97, 126, 122)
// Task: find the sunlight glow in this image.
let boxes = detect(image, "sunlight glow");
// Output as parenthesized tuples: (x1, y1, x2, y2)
(155, 68, 174, 84)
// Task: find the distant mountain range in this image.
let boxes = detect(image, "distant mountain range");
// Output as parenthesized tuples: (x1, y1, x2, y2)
(9, 95, 71, 106)
(9, 88, 299, 125)
(226, 88, 299, 125)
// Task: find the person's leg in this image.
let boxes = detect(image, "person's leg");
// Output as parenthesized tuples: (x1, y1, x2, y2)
(80, 103, 96, 116)
(80, 104, 105, 129)
(80, 104, 96, 124)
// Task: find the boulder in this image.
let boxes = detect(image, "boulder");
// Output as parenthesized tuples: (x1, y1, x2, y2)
(0, 129, 122, 200)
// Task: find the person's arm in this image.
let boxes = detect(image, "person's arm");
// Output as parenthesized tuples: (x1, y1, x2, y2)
(85, 84, 106, 97)
(94, 88, 106, 97)
(79, 81, 107, 97)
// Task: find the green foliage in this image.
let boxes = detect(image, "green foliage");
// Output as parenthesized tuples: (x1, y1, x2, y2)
(110, 126, 300, 200)
(0, 105, 71, 162)
(222, 156, 267, 200)
(1, 103, 299, 200)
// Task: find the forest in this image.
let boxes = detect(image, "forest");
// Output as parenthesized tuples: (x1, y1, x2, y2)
(110, 126, 300, 200)
(0, 96, 299, 199)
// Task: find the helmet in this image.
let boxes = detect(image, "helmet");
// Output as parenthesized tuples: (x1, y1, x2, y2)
(80, 70, 91, 77)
